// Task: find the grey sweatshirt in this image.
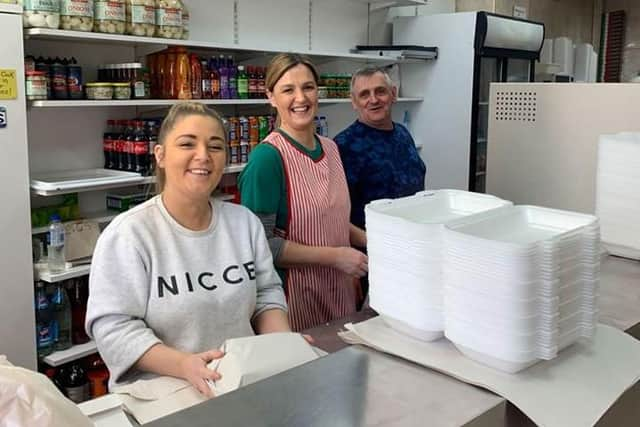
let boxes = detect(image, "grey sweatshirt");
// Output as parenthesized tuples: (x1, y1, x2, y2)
(85, 195, 287, 388)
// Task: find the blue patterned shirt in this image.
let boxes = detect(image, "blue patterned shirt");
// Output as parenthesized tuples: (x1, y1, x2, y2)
(335, 120, 426, 229)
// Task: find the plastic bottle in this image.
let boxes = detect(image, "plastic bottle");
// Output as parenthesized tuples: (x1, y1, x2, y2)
(52, 282, 72, 351)
(133, 120, 150, 175)
(257, 66, 266, 98)
(87, 354, 110, 398)
(35, 281, 54, 358)
(227, 55, 236, 99)
(319, 116, 329, 137)
(103, 120, 116, 169)
(209, 57, 220, 99)
(176, 47, 191, 100)
(70, 279, 90, 345)
(47, 214, 65, 273)
(200, 60, 211, 99)
(248, 65, 258, 99)
(237, 65, 248, 99)
(218, 54, 228, 99)
(125, 120, 137, 172)
(190, 54, 202, 99)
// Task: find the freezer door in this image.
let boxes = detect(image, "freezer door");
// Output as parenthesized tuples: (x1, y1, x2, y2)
(0, 9, 37, 369)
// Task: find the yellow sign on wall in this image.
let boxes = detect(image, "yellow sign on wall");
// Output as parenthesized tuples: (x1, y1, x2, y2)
(0, 69, 17, 100)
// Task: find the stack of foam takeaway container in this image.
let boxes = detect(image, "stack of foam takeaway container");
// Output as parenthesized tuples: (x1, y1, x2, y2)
(365, 191, 600, 374)
(443, 206, 600, 373)
(365, 190, 513, 341)
(596, 132, 640, 260)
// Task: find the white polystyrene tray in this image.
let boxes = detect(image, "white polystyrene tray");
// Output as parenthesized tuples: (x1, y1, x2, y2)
(445, 205, 598, 247)
(365, 190, 512, 225)
(30, 168, 143, 191)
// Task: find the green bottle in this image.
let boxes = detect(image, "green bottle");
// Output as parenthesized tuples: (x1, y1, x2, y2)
(237, 65, 248, 99)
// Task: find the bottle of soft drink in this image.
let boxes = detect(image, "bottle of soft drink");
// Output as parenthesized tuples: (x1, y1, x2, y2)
(116, 120, 128, 171)
(47, 214, 65, 273)
(237, 65, 248, 99)
(201, 60, 211, 99)
(190, 54, 202, 99)
(257, 66, 266, 98)
(56, 362, 90, 403)
(218, 54, 228, 99)
(227, 55, 237, 99)
(70, 278, 90, 345)
(133, 120, 150, 175)
(52, 282, 72, 351)
(125, 120, 136, 172)
(210, 57, 220, 99)
(35, 281, 54, 358)
(248, 66, 257, 99)
(319, 116, 329, 137)
(86, 354, 110, 398)
(145, 120, 159, 175)
(103, 120, 116, 169)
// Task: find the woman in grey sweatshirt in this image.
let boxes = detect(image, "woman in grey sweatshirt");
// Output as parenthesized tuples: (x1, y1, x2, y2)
(86, 102, 289, 396)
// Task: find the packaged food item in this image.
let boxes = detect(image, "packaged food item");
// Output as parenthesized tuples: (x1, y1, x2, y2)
(106, 188, 148, 211)
(126, 0, 155, 36)
(20, 0, 60, 29)
(50, 58, 68, 100)
(154, 0, 182, 39)
(24, 55, 36, 73)
(93, 0, 125, 34)
(85, 82, 113, 100)
(60, 0, 94, 31)
(317, 86, 328, 99)
(112, 82, 131, 99)
(26, 71, 47, 101)
(180, 0, 188, 39)
(66, 59, 83, 100)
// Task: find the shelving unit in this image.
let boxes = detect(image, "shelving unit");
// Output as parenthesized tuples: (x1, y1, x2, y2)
(42, 341, 98, 367)
(5, 0, 432, 372)
(30, 97, 424, 108)
(30, 165, 246, 196)
(25, 28, 409, 64)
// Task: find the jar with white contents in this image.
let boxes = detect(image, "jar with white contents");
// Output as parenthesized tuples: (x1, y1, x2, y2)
(60, 0, 94, 31)
(126, 0, 155, 36)
(19, 0, 61, 29)
(94, 0, 125, 34)
(154, 0, 182, 39)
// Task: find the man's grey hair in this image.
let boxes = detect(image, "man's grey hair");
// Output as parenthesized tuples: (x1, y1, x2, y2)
(350, 66, 395, 96)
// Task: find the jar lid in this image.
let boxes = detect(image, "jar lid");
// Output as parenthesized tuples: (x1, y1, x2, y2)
(112, 83, 131, 87)
(86, 82, 113, 87)
(26, 71, 46, 76)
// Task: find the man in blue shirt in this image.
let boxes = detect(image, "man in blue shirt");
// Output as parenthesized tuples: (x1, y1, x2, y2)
(335, 66, 426, 230)
(335, 66, 426, 306)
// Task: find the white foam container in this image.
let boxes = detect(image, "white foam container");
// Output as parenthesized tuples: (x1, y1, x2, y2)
(366, 190, 512, 342)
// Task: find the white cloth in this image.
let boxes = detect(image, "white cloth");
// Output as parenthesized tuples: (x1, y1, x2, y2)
(340, 316, 640, 427)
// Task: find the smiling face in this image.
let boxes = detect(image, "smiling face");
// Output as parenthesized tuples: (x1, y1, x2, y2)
(267, 64, 319, 134)
(154, 114, 227, 202)
(351, 71, 397, 129)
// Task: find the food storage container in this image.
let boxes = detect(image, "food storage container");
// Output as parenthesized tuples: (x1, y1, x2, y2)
(60, 0, 94, 31)
(94, 0, 125, 34)
(154, 0, 182, 39)
(19, 0, 61, 29)
(85, 82, 113, 100)
(126, 0, 155, 36)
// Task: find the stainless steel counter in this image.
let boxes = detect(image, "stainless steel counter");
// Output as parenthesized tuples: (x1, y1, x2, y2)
(147, 255, 640, 427)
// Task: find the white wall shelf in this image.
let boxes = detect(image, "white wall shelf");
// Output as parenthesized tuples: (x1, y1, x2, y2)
(32, 210, 120, 235)
(42, 340, 98, 367)
(348, 0, 426, 11)
(0, 3, 22, 14)
(35, 264, 91, 282)
(24, 28, 404, 63)
(31, 165, 246, 196)
(29, 97, 423, 108)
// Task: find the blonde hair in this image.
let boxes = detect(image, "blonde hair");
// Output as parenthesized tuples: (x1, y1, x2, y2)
(266, 53, 319, 127)
(155, 102, 227, 193)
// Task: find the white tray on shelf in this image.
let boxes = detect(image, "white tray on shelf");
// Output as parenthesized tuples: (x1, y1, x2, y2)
(30, 169, 144, 192)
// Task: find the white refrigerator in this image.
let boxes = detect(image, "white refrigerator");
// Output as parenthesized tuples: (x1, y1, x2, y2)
(0, 2, 37, 369)
(393, 12, 544, 192)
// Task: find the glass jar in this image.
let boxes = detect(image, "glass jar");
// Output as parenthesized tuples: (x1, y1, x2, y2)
(85, 82, 113, 100)
(113, 82, 131, 99)
(60, 0, 94, 31)
(180, 0, 188, 40)
(126, 0, 155, 36)
(20, 0, 61, 29)
(94, 0, 125, 34)
(154, 0, 182, 39)
(26, 71, 48, 101)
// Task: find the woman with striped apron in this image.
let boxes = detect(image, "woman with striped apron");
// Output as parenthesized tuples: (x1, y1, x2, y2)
(239, 54, 368, 331)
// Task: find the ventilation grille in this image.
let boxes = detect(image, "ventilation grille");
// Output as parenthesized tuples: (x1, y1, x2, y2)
(495, 91, 537, 122)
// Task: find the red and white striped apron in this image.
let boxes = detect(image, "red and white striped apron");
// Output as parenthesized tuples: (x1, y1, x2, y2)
(265, 131, 356, 331)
